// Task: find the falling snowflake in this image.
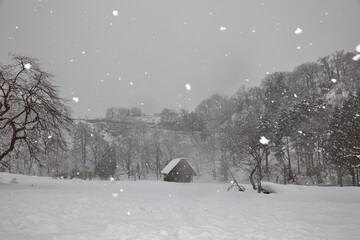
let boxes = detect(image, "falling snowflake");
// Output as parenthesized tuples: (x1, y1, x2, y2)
(81, 51, 86, 55)
(294, 27, 303, 35)
(15, 26, 19, 30)
(356, 44, 360, 53)
(24, 63, 32, 70)
(168, 194, 172, 197)
(112, 193, 118, 198)
(245, 79, 249, 82)
(219, 26, 227, 31)
(298, 130, 303, 134)
(353, 54, 360, 61)
(126, 211, 131, 216)
(70, 59, 74, 63)
(331, 79, 337, 83)
(185, 83, 191, 91)
(48, 135, 52, 139)
(140, 102, 144, 106)
(120, 189, 124, 192)
(259, 136, 270, 145)
(296, 46, 301, 50)
(294, 93, 298, 98)
(112, 10, 119, 16)
(129, 82, 134, 85)
(72, 97, 79, 102)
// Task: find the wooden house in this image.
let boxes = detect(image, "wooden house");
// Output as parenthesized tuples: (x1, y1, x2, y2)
(161, 158, 197, 182)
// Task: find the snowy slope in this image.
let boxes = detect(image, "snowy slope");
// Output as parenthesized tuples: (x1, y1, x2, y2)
(1, 172, 360, 240)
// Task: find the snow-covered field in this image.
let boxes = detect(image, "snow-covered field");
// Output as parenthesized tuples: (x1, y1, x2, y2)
(1, 173, 359, 240)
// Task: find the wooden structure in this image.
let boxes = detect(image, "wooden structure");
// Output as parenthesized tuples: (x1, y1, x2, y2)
(161, 158, 197, 182)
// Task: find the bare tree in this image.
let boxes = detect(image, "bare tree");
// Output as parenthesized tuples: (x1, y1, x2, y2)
(0, 54, 73, 169)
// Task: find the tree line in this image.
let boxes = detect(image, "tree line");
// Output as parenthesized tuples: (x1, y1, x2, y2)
(1, 51, 360, 187)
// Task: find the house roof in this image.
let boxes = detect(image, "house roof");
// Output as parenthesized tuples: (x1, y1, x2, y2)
(161, 158, 185, 174)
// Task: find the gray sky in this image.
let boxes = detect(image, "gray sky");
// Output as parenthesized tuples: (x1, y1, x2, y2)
(1, 0, 360, 118)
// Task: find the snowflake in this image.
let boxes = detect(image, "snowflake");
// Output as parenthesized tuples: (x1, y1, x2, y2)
(112, 193, 118, 198)
(294, 27, 303, 35)
(24, 63, 32, 70)
(259, 136, 270, 145)
(129, 82, 134, 85)
(126, 211, 131, 216)
(331, 79, 337, 83)
(72, 97, 79, 102)
(296, 46, 301, 50)
(185, 83, 191, 91)
(112, 10, 119, 16)
(48, 135, 52, 139)
(356, 44, 360, 53)
(353, 54, 360, 61)
(219, 26, 227, 31)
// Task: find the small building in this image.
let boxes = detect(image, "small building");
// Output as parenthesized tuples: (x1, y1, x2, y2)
(161, 158, 197, 183)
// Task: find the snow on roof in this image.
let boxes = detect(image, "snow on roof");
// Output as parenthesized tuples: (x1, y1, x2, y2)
(161, 158, 185, 174)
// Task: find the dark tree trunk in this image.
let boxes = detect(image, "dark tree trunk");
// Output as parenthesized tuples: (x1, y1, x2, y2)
(249, 167, 257, 190)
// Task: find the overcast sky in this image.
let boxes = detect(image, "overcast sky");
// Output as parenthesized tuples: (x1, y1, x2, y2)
(1, 0, 360, 118)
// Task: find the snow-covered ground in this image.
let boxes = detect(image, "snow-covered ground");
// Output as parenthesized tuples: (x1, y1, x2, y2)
(1, 173, 359, 240)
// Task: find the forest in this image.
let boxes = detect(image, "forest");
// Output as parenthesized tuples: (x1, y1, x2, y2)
(2, 50, 360, 187)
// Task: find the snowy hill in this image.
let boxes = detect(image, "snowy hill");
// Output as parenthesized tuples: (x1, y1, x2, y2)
(1, 172, 360, 240)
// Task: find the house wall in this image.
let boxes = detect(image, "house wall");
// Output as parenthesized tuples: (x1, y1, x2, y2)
(164, 160, 195, 183)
